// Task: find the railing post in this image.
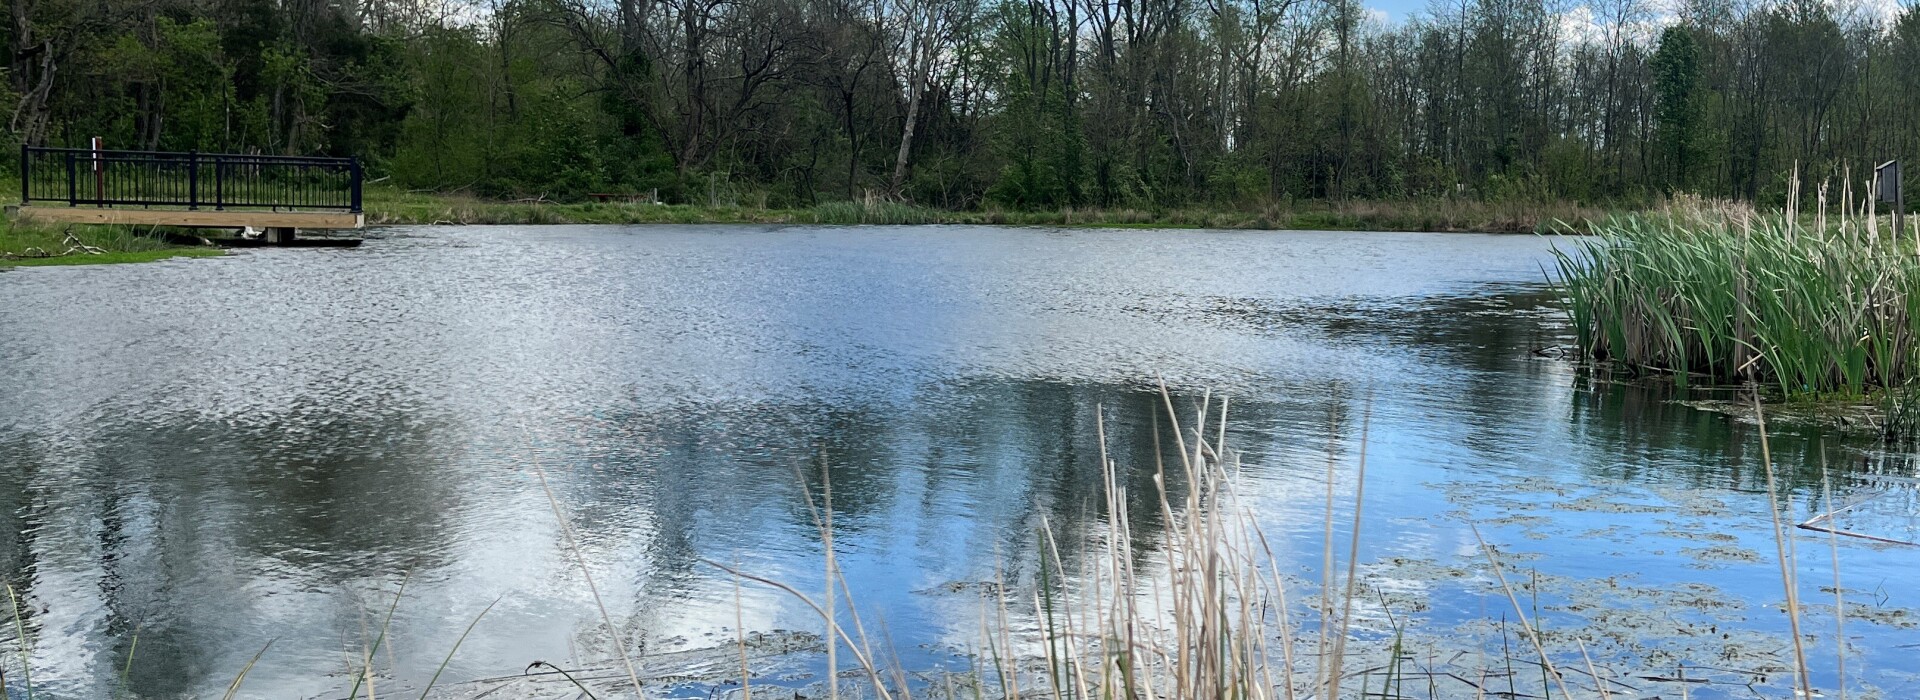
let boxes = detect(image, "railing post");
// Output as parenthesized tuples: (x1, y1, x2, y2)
(349, 156, 363, 213)
(214, 155, 224, 210)
(18, 146, 27, 206)
(188, 150, 200, 210)
(91, 137, 104, 207)
(65, 152, 77, 207)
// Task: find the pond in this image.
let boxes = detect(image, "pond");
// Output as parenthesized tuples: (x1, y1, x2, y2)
(0, 225, 1914, 699)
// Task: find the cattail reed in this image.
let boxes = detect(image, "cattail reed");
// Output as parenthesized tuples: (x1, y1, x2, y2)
(1552, 198, 1920, 398)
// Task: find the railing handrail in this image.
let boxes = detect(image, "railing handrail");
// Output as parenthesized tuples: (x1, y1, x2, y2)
(25, 146, 356, 166)
(20, 145, 363, 213)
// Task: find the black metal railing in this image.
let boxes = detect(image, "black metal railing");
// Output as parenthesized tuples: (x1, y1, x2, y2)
(19, 146, 362, 213)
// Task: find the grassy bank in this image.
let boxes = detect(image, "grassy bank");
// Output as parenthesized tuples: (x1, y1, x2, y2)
(365, 187, 1615, 232)
(1552, 199, 1920, 402)
(0, 220, 225, 267)
(1, 175, 223, 267)
(4, 178, 1616, 267)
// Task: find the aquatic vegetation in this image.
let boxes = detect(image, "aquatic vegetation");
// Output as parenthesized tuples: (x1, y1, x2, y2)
(356, 184, 1615, 232)
(808, 200, 951, 225)
(1551, 203, 1920, 399)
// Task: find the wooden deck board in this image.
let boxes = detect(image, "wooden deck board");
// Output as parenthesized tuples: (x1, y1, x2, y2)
(13, 206, 363, 229)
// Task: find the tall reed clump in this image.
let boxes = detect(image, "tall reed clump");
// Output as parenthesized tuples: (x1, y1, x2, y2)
(1551, 201, 1920, 398)
(1016, 390, 1311, 700)
(808, 199, 951, 225)
(719, 388, 1591, 700)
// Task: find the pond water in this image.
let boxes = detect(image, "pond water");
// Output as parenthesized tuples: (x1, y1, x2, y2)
(0, 225, 1915, 699)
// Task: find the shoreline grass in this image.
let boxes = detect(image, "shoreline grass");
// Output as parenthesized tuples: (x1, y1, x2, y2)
(0, 220, 225, 267)
(3, 180, 1620, 266)
(3, 169, 1623, 267)
(363, 187, 1617, 233)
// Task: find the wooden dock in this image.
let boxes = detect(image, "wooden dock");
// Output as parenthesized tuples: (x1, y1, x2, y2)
(15, 145, 364, 244)
(13, 206, 363, 230)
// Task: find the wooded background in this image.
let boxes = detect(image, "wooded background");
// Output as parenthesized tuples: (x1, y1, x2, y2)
(7, 0, 1920, 208)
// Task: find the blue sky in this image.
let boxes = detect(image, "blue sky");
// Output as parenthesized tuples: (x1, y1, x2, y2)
(1367, 0, 1429, 22)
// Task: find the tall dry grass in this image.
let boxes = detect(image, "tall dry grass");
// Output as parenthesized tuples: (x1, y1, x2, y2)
(706, 386, 1607, 700)
(703, 385, 1851, 700)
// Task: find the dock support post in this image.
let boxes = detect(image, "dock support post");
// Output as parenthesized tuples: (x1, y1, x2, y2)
(264, 227, 297, 245)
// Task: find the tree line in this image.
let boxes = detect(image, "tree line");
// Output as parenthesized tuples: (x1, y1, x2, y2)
(7, 0, 1920, 208)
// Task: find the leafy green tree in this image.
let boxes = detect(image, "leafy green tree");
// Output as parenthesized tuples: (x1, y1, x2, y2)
(1652, 25, 1701, 191)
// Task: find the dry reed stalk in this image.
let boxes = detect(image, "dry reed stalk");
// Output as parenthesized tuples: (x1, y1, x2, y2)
(1082, 528, 1111, 699)
(1819, 180, 1829, 240)
(1250, 521, 1298, 700)
(833, 563, 885, 693)
(1315, 402, 1340, 697)
(1752, 395, 1812, 698)
(347, 572, 408, 700)
(1843, 165, 1852, 239)
(1153, 384, 1192, 696)
(794, 460, 901, 700)
(1822, 461, 1845, 700)
(819, 462, 838, 700)
(707, 560, 894, 698)
(1869, 174, 1880, 242)
(523, 430, 647, 699)
(1467, 523, 1574, 700)
(735, 577, 751, 700)
(1094, 408, 1127, 698)
(1579, 638, 1610, 700)
(1033, 588, 1063, 699)
(1112, 406, 1163, 700)
(1788, 165, 1801, 241)
(1039, 520, 1092, 699)
(6, 581, 33, 700)
(995, 557, 1017, 700)
(1325, 406, 1371, 700)
(220, 640, 274, 700)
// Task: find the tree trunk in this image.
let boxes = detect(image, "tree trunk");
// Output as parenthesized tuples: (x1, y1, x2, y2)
(8, 0, 57, 145)
(620, 0, 646, 55)
(681, 2, 706, 171)
(889, 12, 931, 194)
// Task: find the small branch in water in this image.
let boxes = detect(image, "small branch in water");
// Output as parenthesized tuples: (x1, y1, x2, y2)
(525, 661, 599, 700)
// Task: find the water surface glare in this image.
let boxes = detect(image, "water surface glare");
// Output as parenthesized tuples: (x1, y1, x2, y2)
(1, 225, 1915, 699)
